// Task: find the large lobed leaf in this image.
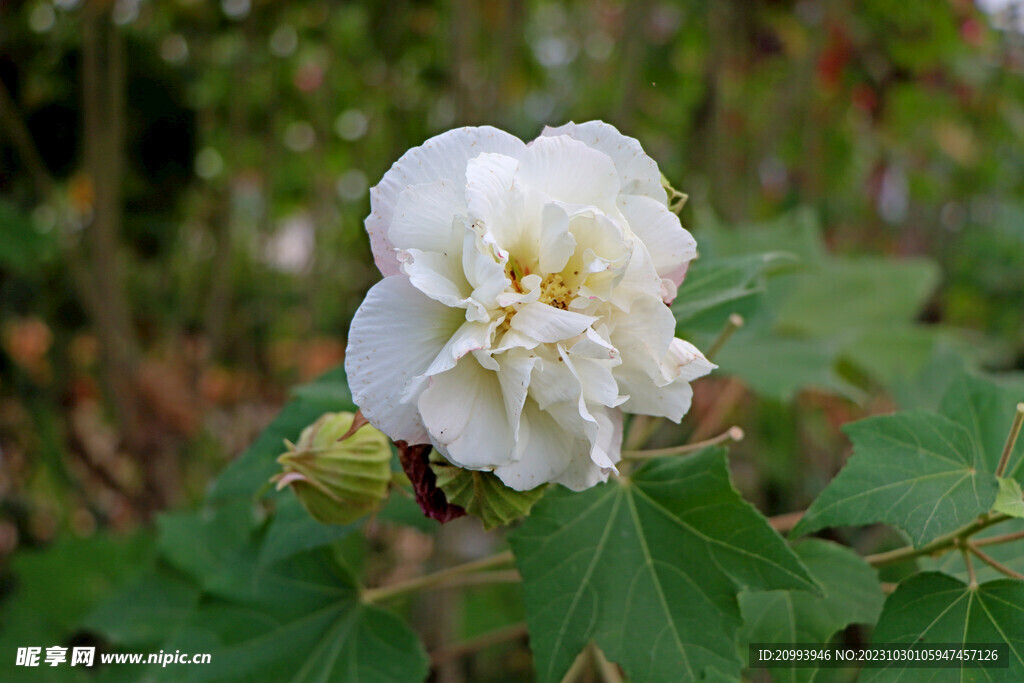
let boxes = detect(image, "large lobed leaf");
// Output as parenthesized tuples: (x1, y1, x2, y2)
(509, 448, 817, 682)
(862, 573, 1024, 682)
(161, 549, 428, 683)
(792, 412, 998, 547)
(738, 539, 885, 683)
(793, 371, 1023, 547)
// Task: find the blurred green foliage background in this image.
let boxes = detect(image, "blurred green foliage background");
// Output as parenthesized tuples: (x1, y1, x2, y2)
(1, 0, 1024, 678)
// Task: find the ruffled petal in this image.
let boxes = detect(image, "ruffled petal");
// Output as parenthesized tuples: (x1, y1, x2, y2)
(418, 357, 516, 470)
(618, 194, 697, 293)
(399, 248, 470, 308)
(551, 405, 623, 491)
(542, 120, 666, 202)
(509, 303, 596, 343)
(368, 126, 526, 276)
(496, 349, 537, 438)
(345, 277, 465, 443)
(493, 400, 578, 491)
(421, 320, 494, 378)
(518, 135, 620, 211)
(388, 180, 464, 254)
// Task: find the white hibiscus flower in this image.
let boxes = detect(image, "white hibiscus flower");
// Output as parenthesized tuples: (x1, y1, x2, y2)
(345, 121, 714, 492)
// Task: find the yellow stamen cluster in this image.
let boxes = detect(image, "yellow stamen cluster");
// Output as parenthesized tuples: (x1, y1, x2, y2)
(538, 273, 572, 310)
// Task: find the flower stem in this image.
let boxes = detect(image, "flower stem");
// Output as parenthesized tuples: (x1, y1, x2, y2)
(622, 426, 743, 459)
(995, 403, 1024, 478)
(865, 514, 1011, 567)
(706, 313, 744, 362)
(968, 541, 1024, 580)
(361, 550, 515, 603)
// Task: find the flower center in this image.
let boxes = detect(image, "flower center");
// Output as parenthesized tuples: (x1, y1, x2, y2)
(538, 273, 572, 310)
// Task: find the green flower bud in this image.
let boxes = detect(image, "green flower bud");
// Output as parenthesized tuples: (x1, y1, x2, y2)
(272, 411, 392, 525)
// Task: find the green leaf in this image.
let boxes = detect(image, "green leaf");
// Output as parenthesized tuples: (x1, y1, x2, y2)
(776, 257, 939, 339)
(841, 325, 937, 382)
(82, 567, 200, 648)
(939, 373, 1024, 481)
(259, 494, 362, 566)
(861, 573, 1024, 682)
(994, 478, 1024, 518)
(208, 365, 356, 503)
(509, 448, 817, 683)
(738, 540, 885, 683)
(165, 549, 428, 682)
(156, 500, 262, 601)
(712, 334, 860, 402)
(672, 252, 791, 328)
(432, 456, 545, 530)
(792, 412, 999, 546)
(0, 534, 153, 682)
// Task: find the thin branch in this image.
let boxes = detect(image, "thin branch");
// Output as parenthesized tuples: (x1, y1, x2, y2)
(706, 313, 744, 362)
(690, 378, 746, 442)
(865, 514, 1011, 567)
(432, 569, 521, 590)
(622, 426, 743, 459)
(968, 542, 1024, 580)
(623, 414, 660, 451)
(361, 550, 514, 603)
(961, 543, 978, 588)
(591, 643, 624, 683)
(0, 76, 54, 197)
(995, 403, 1024, 478)
(972, 529, 1024, 548)
(769, 510, 804, 534)
(561, 648, 589, 683)
(429, 622, 528, 668)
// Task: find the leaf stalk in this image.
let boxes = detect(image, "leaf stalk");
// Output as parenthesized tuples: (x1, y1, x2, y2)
(622, 426, 743, 460)
(995, 403, 1024, 478)
(865, 514, 1011, 567)
(362, 550, 515, 603)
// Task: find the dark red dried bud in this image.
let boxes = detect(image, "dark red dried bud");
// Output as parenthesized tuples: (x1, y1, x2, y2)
(395, 441, 465, 523)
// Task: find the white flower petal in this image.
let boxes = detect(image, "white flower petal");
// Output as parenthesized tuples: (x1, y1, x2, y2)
(618, 194, 697, 292)
(552, 406, 623, 491)
(665, 338, 717, 383)
(494, 400, 577, 491)
(388, 180, 464, 254)
(345, 276, 465, 443)
(421, 320, 493, 378)
(462, 224, 510, 309)
(419, 357, 516, 470)
(496, 350, 537, 438)
(509, 303, 596, 343)
(518, 135, 620, 210)
(537, 203, 576, 274)
(368, 126, 526, 276)
(399, 248, 469, 308)
(542, 120, 666, 202)
(567, 354, 626, 408)
(614, 338, 715, 422)
(528, 354, 579, 409)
